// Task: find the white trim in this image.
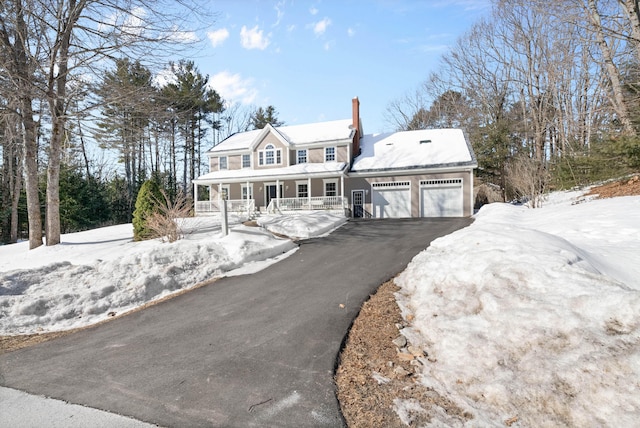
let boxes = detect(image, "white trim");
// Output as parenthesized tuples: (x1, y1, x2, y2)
(241, 153, 251, 168)
(323, 178, 338, 196)
(348, 165, 477, 177)
(324, 146, 336, 162)
(419, 178, 463, 187)
(264, 182, 283, 207)
(218, 156, 228, 170)
(371, 183, 412, 218)
(218, 184, 230, 200)
(371, 181, 411, 189)
(258, 144, 282, 166)
(241, 183, 254, 200)
(351, 189, 365, 218)
(297, 149, 308, 164)
(419, 178, 464, 217)
(295, 180, 309, 198)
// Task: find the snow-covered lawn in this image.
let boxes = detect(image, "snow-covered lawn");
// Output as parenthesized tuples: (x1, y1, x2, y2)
(395, 192, 640, 426)
(0, 212, 346, 335)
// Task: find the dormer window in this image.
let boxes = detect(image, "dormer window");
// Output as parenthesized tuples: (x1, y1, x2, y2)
(258, 144, 282, 166)
(219, 156, 228, 170)
(297, 149, 307, 164)
(325, 147, 336, 162)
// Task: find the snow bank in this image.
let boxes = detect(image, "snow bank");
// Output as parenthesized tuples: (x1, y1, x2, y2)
(257, 211, 347, 239)
(395, 194, 640, 426)
(0, 217, 300, 335)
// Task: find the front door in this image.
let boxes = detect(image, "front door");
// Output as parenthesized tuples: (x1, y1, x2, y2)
(265, 184, 283, 207)
(352, 190, 365, 218)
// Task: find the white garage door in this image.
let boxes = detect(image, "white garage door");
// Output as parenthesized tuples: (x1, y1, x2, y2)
(372, 181, 411, 218)
(420, 179, 463, 217)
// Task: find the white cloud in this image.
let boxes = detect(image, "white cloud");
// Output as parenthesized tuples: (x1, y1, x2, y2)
(347, 27, 356, 37)
(274, 1, 285, 27)
(240, 25, 271, 50)
(98, 6, 146, 37)
(309, 6, 319, 15)
(209, 71, 258, 105)
(287, 24, 296, 32)
(207, 28, 229, 47)
(313, 17, 331, 36)
(323, 40, 335, 51)
(169, 26, 199, 43)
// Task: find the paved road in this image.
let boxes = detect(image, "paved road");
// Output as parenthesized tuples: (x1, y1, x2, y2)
(0, 218, 472, 427)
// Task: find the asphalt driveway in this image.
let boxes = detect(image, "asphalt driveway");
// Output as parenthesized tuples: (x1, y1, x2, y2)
(0, 217, 472, 427)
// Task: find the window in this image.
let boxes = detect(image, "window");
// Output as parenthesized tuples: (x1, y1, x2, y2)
(297, 149, 307, 164)
(325, 181, 337, 197)
(325, 147, 336, 162)
(259, 144, 281, 166)
(242, 185, 253, 200)
(219, 156, 228, 170)
(242, 154, 251, 168)
(297, 183, 308, 198)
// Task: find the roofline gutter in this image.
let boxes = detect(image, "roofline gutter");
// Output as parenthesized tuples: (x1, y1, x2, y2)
(347, 161, 478, 178)
(206, 136, 355, 155)
(193, 164, 350, 185)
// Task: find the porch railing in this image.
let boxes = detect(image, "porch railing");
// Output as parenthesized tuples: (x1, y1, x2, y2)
(195, 199, 255, 218)
(266, 196, 347, 214)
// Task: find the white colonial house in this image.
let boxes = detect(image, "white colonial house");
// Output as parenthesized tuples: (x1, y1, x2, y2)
(193, 98, 477, 219)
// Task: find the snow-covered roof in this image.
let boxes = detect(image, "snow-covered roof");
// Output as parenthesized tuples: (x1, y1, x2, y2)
(208, 119, 355, 153)
(351, 128, 477, 173)
(194, 161, 349, 183)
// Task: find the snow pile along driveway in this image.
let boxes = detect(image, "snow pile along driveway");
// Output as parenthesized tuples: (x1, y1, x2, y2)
(0, 214, 345, 336)
(395, 194, 640, 426)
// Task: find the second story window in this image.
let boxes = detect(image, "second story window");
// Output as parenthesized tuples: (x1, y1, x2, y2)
(219, 156, 228, 170)
(259, 144, 281, 166)
(325, 147, 336, 162)
(242, 154, 251, 168)
(297, 149, 307, 164)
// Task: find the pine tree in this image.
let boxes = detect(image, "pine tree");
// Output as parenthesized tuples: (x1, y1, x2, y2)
(132, 179, 164, 241)
(250, 105, 284, 129)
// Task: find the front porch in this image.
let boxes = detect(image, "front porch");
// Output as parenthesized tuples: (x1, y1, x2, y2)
(194, 196, 348, 217)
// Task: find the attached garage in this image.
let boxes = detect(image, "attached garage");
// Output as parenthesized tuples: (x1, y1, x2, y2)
(420, 178, 463, 217)
(372, 181, 411, 218)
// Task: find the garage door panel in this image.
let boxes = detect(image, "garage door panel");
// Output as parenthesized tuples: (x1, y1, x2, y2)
(372, 182, 411, 218)
(420, 179, 463, 217)
(373, 189, 411, 218)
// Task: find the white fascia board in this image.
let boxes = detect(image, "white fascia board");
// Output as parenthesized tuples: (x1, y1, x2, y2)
(347, 163, 477, 178)
(248, 124, 291, 151)
(288, 137, 354, 149)
(207, 147, 252, 156)
(193, 169, 348, 185)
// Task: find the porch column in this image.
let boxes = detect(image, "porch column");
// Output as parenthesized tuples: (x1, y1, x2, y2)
(276, 179, 280, 209)
(194, 183, 199, 214)
(307, 177, 311, 209)
(246, 180, 251, 215)
(340, 175, 345, 209)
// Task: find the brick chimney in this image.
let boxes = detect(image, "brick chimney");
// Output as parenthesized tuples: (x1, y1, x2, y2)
(351, 97, 362, 158)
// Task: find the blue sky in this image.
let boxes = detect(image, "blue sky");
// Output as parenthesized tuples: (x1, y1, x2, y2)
(193, 0, 490, 133)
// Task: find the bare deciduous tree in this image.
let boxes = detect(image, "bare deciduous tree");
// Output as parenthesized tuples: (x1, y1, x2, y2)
(0, 0, 209, 249)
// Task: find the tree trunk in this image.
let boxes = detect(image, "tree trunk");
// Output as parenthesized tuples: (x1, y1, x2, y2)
(22, 102, 43, 249)
(46, 0, 83, 246)
(619, 0, 640, 67)
(587, 0, 635, 134)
